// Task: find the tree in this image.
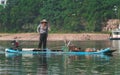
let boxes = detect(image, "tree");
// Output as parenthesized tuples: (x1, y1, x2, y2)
(0, 0, 120, 33)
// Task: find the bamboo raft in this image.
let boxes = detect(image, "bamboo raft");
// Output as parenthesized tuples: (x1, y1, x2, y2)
(5, 47, 116, 55)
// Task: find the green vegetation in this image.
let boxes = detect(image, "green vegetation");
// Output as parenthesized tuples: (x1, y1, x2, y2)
(0, 0, 120, 33)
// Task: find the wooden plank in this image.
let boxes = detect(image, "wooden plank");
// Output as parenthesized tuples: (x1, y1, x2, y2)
(22, 48, 35, 51)
(51, 49, 63, 52)
(22, 48, 63, 52)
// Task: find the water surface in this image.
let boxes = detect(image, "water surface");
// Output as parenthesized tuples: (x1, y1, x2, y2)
(0, 40, 119, 75)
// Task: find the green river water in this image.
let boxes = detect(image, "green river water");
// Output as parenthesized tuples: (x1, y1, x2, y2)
(0, 40, 119, 75)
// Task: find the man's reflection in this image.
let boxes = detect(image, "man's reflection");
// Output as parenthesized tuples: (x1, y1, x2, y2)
(36, 53, 47, 75)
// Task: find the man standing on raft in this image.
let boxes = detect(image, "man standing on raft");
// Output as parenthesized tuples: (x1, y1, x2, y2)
(37, 19, 50, 49)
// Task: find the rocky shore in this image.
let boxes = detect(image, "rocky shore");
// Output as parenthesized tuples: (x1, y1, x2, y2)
(0, 33, 110, 41)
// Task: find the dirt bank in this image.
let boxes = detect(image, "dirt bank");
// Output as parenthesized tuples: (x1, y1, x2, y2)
(0, 33, 110, 41)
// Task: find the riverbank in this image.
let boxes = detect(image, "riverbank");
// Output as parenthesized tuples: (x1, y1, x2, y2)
(0, 33, 110, 41)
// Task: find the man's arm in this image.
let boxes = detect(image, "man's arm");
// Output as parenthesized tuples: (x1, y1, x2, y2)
(37, 25, 40, 33)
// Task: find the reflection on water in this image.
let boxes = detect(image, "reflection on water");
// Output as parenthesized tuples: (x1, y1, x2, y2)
(0, 52, 117, 75)
(0, 41, 120, 75)
(111, 40, 120, 53)
(0, 53, 45, 75)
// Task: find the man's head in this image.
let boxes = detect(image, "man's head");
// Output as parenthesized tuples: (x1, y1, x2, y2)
(41, 19, 47, 23)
